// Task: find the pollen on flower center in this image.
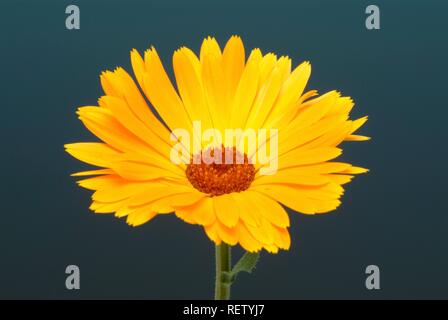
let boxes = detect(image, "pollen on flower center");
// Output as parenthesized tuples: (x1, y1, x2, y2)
(186, 146, 255, 196)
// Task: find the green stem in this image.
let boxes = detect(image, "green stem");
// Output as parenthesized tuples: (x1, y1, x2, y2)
(214, 243, 232, 300)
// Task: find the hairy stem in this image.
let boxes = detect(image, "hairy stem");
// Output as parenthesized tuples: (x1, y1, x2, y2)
(214, 243, 231, 300)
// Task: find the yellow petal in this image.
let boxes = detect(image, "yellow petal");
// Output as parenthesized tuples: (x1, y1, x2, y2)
(130, 49, 145, 89)
(174, 205, 197, 225)
(258, 53, 277, 85)
(300, 122, 352, 149)
(126, 206, 157, 227)
(244, 190, 290, 228)
(110, 160, 184, 181)
(235, 222, 262, 253)
(341, 166, 369, 174)
(173, 47, 213, 130)
(196, 39, 226, 143)
(92, 182, 150, 203)
(264, 61, 312, 128)
(350, 116, 368, 134)
(77, 107, 149, 155)
(141, 47, 193, 132)
(252, 184, 342, 214)
(269, 147, 342, 172)
(345, 134, 371, 141)
(292, 90, 338, 129)
(213, 194, 239, 228)
(98, 95, 175, 157)
(115, 206, 134, 218)
(274, 162, 351, 175)
(127, 183, 195, 207)
(232, 191, 262, 227)
(200, 36, 222, 61)
(204, 224, 222, 245)
(326, 96, 354, 117)
(325, 174, 354, 185)
(230, 48, 262, 129)
(65, 142, 120, 168)
(150, 191, 206, 214)
(254, 169, 331, 186)
(201, 51, 228, 131)
(272, 226, 291, 250)
(245, 64, 286, 130)
(100, 67, 171, 145)
(90, 199, 128, 213)
(276, 114, 347, 156)
(175, 196, 215, 226)
(71, 169, 115, 177)
(215, 221, 238, 245)
(299, 90, 318, 103)
(77, 174, 124, 191)
(78, 106, 188, 170)
(222, 35, 245, 97)
(246, 217, 275, 246)
(263, 244, 279, 254)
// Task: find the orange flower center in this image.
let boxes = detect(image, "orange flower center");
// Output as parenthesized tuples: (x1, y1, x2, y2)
(186, 146, 255, 196)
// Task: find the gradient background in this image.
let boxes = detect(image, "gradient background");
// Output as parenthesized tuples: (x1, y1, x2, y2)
(1, 0, 447, 299)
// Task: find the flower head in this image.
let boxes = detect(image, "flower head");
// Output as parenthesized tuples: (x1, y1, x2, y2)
(65, 35, 369, 253)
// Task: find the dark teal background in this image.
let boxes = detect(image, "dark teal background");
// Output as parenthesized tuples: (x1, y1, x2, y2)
(1, 0, 447, 299)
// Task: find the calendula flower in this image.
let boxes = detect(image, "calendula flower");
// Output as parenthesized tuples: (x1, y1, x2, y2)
(65, 35, 368, 299)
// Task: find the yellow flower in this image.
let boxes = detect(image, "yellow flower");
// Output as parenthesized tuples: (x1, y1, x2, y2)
(65, 35, 369, 254)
